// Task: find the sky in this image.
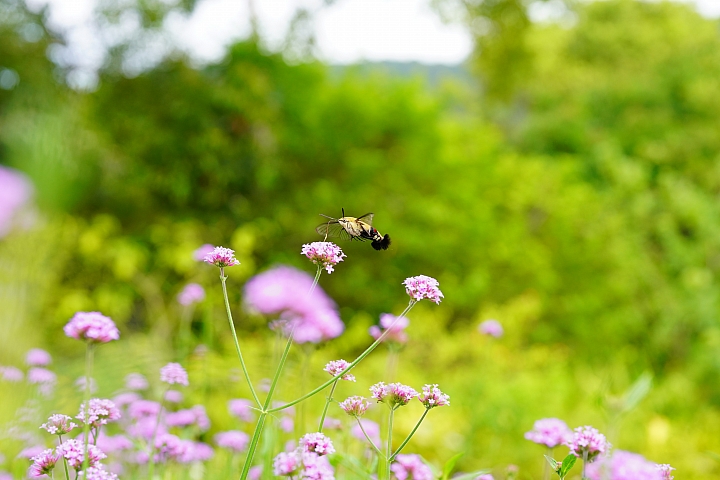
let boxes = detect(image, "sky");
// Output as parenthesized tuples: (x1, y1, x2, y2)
(26, 0, 720, 74)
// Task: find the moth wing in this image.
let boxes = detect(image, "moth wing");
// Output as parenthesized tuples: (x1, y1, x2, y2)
(316, 221, 351, 240)
(356, 213, 375, 226)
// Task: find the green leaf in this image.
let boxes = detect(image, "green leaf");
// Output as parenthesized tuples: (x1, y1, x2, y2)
(559, 454, 577, 478)
(450, 470, 491, 480)
(441, 452, 465, 480)
(544, 455, 559, 472)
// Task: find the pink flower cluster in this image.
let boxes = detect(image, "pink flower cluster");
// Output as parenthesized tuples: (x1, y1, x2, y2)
(391, 454, 434, 480)
(524, 418, 572, 448)
(301, 242, 346, 274)
(244, 266, 344, 344)
(339, 396, 370, 417)
(656, 464, 675, 480)
(478, 319, 503, 338)
(29, 449, 58, 477)
(77, 399, 121, 428)
(41, 414, 77, 435)
(273, 449, 335, 479)
(299, 432, 335, 456)
(565, 426, 610, 463)
(0, 165, 34, 238)
(160, 362, 189, 386)
(323, 360, 355, 382)
(418, 384, 450, 409)
(370, 382, 418, 407)
(369, 313, 409, 344)
(228, 398, 255, 422)
(403, 275, 444, 304)
(64, 312, 120, 344)
(26, 348, 52, 366)
(77, 465, 119, 479)
(203, 246, 240, 267)
(177, 283, 205, 306)
(586, 450, 665, 480)
(57, 438, 106, 470)
(214, 430, 250, 452)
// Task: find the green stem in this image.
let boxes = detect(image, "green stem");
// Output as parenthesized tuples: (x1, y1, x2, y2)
(384, 407, 396, 480)
(390, 409, 429, 461)
(309, 265, 322, 295)
(318, 380, 339, 432)
(268, 300, 418, 413)
(220, 268, 261, 408)
(582, 450, 588, 480)
(58, 434, 70, 480)
(238, 324, 297, 479)
(80, 343, 94, 476)
(239, 412, 266, 479)
(355, 417, 383, 456)
(543, 446, 551, 480)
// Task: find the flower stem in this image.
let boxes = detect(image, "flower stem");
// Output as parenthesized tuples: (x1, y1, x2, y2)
(219, 268, 261, 408)
(384, 407, 396, 480)
(309, 265, 322, 295)
(81, 343, 94, 477)
(58, 434, 70, 480)
(543, 447, 551, 480)
(355, 417, 383, 457)
(582, 450, 588, 479)
(268, 300, 418, 413)
(318, 380, 339, 432)
(390, 408, 429, 461)
(239, 412, 266, 480)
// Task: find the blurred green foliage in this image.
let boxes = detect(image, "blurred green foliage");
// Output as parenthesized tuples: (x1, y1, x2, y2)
(1, 0, 720, 478)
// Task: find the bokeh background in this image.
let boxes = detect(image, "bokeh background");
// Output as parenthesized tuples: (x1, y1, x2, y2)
(2, 0, 720, 478)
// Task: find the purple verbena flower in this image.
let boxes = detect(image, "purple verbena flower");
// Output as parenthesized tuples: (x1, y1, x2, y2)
(41, 414, 77, 435)
(299, 450, 335, 479)
(77, 465, 119, 479)
(391, 454, 434, 480)
(164, 390, 183, 403)
(193, 244, 215, 261)
(370, 382, 418, 408)
(369, 313, 409, 344)
(323, 360, 355, 382)
(320, 417, 342, 430)
(299, 432, 335, 456)
(478, 319, 503, 338)
(18, 446, 46, 459)
(566, 426, 610, 463)
(112, 392, 141, 407)
(403, 275, 444, 304)
(160, 362, 189, 386)
(77, 399, 121, 428)
(203, 246, 240, 267)
(273, 450, 300, 476)
(215, 431, 250, 452)
(475, 475, 495, 480)
(127, 399, 162, 419)
(656, 464, 675, 480)
(244, 266, 344, 344)
(228, 398, 255, 422)
(29, 449, 58, 477)
(26, 348, 51, 366)
(339, 396, 370, 417)
(0, 366, 23, 382)
(64, 312, 120, 344)
(27, 368, 56, 385)
(57, 439, 106, 470)
(301, 242, 346, 274)
(586, 450, 664, 480)
(0, 165, 34, 238)
(524, 418, 572, 448)
(177, 283, 205, 306)
(249, 465, 263, 480)
(124, 373, 149, 390)
(418, 384, 450, 409)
